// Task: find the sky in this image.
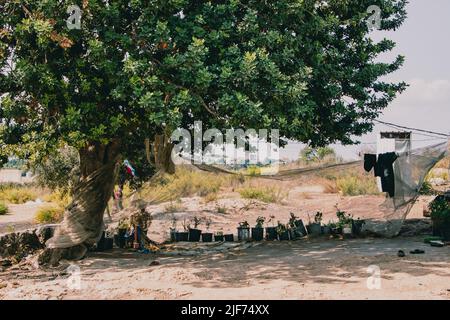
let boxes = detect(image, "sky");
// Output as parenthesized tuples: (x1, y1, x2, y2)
(282, 0, 450, 160)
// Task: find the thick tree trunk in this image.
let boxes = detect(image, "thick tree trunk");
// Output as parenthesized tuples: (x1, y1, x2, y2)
(40, 140, 121, 264)
(146, 134, 175, 174)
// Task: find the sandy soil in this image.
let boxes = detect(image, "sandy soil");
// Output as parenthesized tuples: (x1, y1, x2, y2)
(0, 237, 449, 300)
(0, 180, 448, 300)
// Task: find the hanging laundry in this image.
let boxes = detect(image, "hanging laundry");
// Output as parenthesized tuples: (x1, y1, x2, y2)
(375, 152, 398, 197)
(364, 152, 398, 197)
(364, 154, 377, 172)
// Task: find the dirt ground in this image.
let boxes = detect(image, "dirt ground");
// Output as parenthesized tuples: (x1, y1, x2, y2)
(0, 179, 449, 300)
(0, 237, 449, 300)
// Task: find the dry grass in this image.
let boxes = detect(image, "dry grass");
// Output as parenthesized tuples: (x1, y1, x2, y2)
(0, 186, 37, 204)
(238, 186, 287, 203)
(139, 166, 244, 203)
(164, 201, 186, 213)
(34, 205, 64, 224)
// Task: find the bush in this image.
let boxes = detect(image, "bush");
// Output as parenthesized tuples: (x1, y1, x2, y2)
(0, 202, 8, 215)
(429, 196, 450, 223)
(335, 175, 379, 196)
(35, 205, 64, 224)
(0, 187, 37, 204)
(238, 186, 287, 203)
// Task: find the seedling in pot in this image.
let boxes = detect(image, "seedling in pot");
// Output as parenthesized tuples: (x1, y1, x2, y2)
(202, 218, 213, 242)
(238, 220, 251, 241)
(252, 216, 265, 241)
(188, 216, 202, 242)
(276, 221, 290, 241)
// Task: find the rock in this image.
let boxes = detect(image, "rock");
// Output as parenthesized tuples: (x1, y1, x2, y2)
(398, 219, 432, 237)
(149, 260, 160, 266)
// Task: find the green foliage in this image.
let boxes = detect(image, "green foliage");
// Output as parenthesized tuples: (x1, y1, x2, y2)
(429, 197, 450, 223)
(0, 202, 8, 215)
(1, 0, 408, 169)
(300, 146, 337, 164)
(35, 205, 64, 223)
(336, 209, 354, 227)
(31, 146, 80, 193)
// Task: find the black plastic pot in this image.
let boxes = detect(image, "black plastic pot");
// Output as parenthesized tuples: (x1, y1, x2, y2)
(96, 232, 113, 251)
(114, 228, 127, 248)
(278, 230, 290, 241)
(214, 235, 225, 242)
(224, 234, 234, 242)
(265, 227, 277, 240)
(169, 229, 176, 242)
(251, 227, 264, 241)
(202, 233, 213, 242)
(237, 227, 250, 241)
(322, 226, 331, 235)
(307, 223, 322, 236)
(294, 220, 307, 237)
(175, 232, 189, 242)
(188, 228, 202, 242)
(432, 220, 450, 241)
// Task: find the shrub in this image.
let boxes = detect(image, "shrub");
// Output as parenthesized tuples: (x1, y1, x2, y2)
(0, 188, 37, 204)
(335, 174, 379, 196)
(238, 186, 287, 203)
(35, 205, 64, 224)
(0, 202, 8, 215)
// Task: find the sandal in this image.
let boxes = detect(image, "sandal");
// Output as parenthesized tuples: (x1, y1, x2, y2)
(410, 249, 425, 254)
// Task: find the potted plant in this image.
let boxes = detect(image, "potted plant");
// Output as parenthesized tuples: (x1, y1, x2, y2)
(175, 218, 189, 241)
(307, 212, 322, 236)
(252, 216, 265, 241)
(115, 219, 129, 248)
(336, 209, 353, 237)
(429, 196, 450, 241)
(276, 221, 290, 241)
(188, 216, 202, 242)
(237, 220, 251, 241)
(265, 215, 277, 240)
(169, 215, 177, 242)
(214, 231, 224, 242)
(202, 218, 213, 242)
(288, 212, 307, 239)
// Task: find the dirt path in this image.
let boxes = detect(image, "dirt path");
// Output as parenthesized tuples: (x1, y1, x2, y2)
(0, 203, 42, 235)
(1, 237, 449, 300)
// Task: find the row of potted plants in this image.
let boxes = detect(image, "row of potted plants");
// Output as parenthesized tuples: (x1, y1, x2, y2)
(169, 209, 365, 243)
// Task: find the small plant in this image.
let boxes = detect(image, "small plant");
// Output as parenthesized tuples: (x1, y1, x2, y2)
(276, 221, 287, 235)
(255, 216, 265, 228)
(239, 220, 250, 228)
(118, 219, 130, 230)
(35, 205, 64, 223)
(314, 211, 323, 224)
(288, 212, 298, 228)
(215, 231, 223, 236)
(0, 202, 8, 215)
(181, 218, 190, 231)
(429, 196, 450, 223)
(217, 205, 228, 214)
(205, 218, 212, 230)
(170, 215, 178, 231)
(336, 208, 353, 227)
(191, 216, 202, 229)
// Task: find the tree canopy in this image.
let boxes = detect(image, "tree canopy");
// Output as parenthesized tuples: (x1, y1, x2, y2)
(1, 0, 407, 171)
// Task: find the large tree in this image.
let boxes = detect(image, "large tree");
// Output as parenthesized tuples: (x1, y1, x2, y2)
(1, 0, 407, 258)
